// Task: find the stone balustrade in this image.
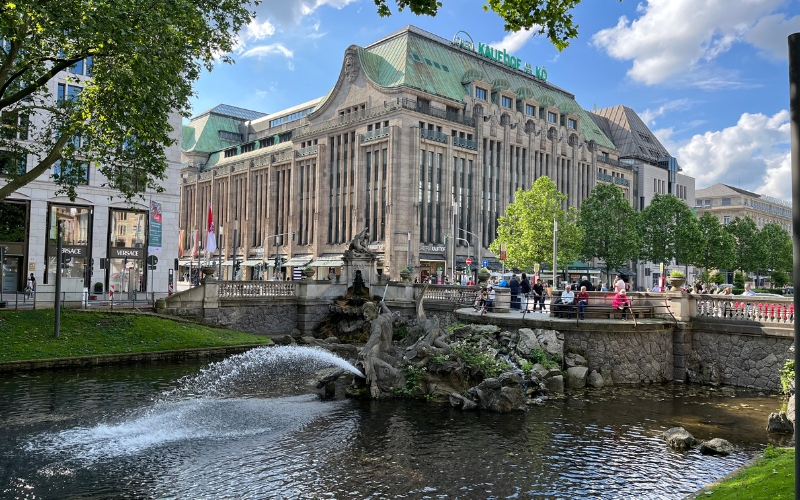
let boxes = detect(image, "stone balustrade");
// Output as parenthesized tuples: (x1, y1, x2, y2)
(694, 294, 793, 324)
(218, 281, 296, 298)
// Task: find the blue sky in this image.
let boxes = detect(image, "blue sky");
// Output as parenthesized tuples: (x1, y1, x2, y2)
(191, 0, 800, 201)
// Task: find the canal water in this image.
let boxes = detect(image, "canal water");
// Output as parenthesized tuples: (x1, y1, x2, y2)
(0, 347, 791, 499)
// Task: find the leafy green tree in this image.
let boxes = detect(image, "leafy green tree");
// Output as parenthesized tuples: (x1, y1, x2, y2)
(490, 176, 582, 271)
(771, 270, 789, 289)
(759, 223, 793, 273)
(725, 217, 763, 274)
(693, 212, 735, 271)
(733, 271, 745, 289)
(638, 194, 701, 266)
(0, 0, 255, 202)
(578, 183, 639, 280)
(374, 0, 591, 50)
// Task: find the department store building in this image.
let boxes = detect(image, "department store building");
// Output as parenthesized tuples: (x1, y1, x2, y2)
(180, 26, 695, 284)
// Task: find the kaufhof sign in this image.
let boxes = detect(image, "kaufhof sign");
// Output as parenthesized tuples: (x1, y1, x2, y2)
(452, 31, 548, 81)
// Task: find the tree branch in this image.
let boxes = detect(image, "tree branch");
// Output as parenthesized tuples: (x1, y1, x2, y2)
(0, 56, 84, 110)
(0, 133, 70, 200)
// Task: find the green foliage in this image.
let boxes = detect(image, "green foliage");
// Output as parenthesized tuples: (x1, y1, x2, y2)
(0, 202, 26, 242)
(733, 271, 745, 289)
(759, 223, 793, 274)
(392, 324, 410, 340)
(0, 0, 256, 202)
(579, 183, 640, 279)
(520, 360, 533, 373)
(725, 217, 763, 274)
(669, 269, 685, 277)
(779, 360, 794, 394)
(393, 364, 424, 398)
(0, 310, 270, 362)
(429, 352, 449, 365)
(529, 347, 559, 368)
(771, 270, 789, 289)
(444, 322, 466, 333)
(694, 213, 736, 271)
(373, 0, 588, 51)
(491, 176, 582, 272)
(712, 272, 725, 285)
(638, 194, 701, 266)
(451, 339, 510, 378)
(699, 446, 794, 499)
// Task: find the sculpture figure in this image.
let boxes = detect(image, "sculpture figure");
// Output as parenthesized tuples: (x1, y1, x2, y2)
(357, 301, 404, 398)
(344, 227, 374, 257)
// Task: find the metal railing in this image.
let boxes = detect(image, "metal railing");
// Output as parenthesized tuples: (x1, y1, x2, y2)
(453, 136, 478, 150)
(0, 289, 172, 311)
(597, 171, 612, 182)
(295, 145, 318, 157)
(614, 177, 630, 187)
(400, 98, 475, 127)
(218, 281, 296, 298)
(361, 128, 390, 143)
(420, 128, 449, 144)
(292, 101, 401, 139)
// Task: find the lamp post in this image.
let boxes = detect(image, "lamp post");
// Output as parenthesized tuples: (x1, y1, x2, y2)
(553, 218, 558, 290)
(456, 236, 471, 281)
(457, 227, 481, 278)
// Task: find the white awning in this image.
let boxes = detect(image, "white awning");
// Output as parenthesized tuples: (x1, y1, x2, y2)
(241, 260, 267, 267)
(308, 255, 344, 267)
(285, 255, 313, 267)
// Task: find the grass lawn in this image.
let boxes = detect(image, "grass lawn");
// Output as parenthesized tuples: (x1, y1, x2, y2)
(0, 309, 271, 362)
(700, 446, 794, 499)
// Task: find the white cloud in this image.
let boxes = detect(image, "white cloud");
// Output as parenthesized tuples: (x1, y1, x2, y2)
(675, 110, 791, 199)
(592, 0, 786, 85)
(744, 13, 800, 59)
(241, 43, 294, 59)
(245, 19, 277, 41)
(489, 28, 538, 53)
(639, 98, 692, 126)
(255, 0, 357, 27)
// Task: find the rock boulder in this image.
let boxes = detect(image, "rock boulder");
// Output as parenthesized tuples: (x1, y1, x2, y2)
(544, 375, 564, 394)
(766, 411, 794, 434)
(588, 370, 604, 388)
(664, 427, 696, 450)
(699, 438, 735, 456)
(535, 329, 564, 358)
(516, 328, 542, 356)
(566, 366, 588, 389)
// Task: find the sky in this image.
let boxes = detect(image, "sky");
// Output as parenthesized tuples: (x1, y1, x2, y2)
(190, 0, 800, 202)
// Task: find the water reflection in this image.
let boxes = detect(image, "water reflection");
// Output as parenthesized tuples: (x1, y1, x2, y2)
(0, 357, 789, 499)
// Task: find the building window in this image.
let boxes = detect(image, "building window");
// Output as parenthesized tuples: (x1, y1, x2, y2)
(0, 152, 25, 176)
(704, 199, 712, 207)
(723, 215, 730, 225)
(721, 198, 731, 206)
(219, 130, 242, 142)
(568, 118, 577, 130)
(547, 111, 557, 123)
(52, 160, 89, 184)
(525, 104, 535, 116)
(475, 87, 487, 100)
(501, 96, 512, 108)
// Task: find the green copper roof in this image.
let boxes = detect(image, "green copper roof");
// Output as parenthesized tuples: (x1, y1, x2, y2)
(183, 113, 248, 155)
(359, 27, 616, 150)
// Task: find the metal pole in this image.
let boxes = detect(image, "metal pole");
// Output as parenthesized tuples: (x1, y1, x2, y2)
(54, 221, 63, 338)
(0, 245, 5, 304)
(552, 219, 558, 291)
(406, 230, 411, 269)
(786, 31, 800, 498)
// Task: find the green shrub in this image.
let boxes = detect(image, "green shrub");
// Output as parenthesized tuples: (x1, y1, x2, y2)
(392, 324, 409, 340)
(451, 340, 509, 378)
(520, 360, 533, 373)
(445, 322, 466, 333)
(779, 360, 794, 394)
(669, 269, 685, 277)
(429, 352, 449, 365)
(771, 270, 789, 289)
(393, 364, 424, 398)
(733, 271, 745, 289)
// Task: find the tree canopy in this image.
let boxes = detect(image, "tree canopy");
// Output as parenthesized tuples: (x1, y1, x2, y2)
(374, 0, 585, 50)
(0, 0, 255, 202)
(578, 182, 639, 278)
(693, 212, 735, 271)
(637, 194, 701, 266)
(759, 222, 793, 274)
(725, 216, 763, 274)
(490, 176, 582, 271)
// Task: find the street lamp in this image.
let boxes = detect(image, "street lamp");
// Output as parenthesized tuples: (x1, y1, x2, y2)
(457, 227, 481, 273)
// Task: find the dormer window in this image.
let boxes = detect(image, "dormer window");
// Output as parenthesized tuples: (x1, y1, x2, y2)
(475, 87, 487, 100)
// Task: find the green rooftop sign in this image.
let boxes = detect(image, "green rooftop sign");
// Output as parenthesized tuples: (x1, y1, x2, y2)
(452, 31, 547, 81)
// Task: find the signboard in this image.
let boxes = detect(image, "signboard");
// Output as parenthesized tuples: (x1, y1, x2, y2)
(465, 257, 472, 266)
(499, 244, 507, 261)
(452, 31, 548, 81)
(482, 259, 488, 268)
(419, 244, 447, 252)
(148, 200, 163, 253)
(28, 262, 35, 271)
(110, 248, 143, 259)
(48, 246, 85, 257)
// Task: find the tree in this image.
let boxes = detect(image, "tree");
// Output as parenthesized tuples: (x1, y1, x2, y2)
(759, 223, 793, 274)
(693, 212, 735, 271)
(638, 194, 701, 266)
(725, 217, 763, 274)
(490, 176, 582, 272)
(578, 183, 639, 280)
(374, 0, 587, 50)
(0, 0, 255, 203)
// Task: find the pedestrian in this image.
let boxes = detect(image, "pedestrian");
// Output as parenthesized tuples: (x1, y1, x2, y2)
(473, 286, 486, 311)
(509, 274, 520, 310)
(614, 274, 626, 293)
(484, 285, 496, 314)
(576, 285, 590, 320)
(741, 283, 755, 296)
(26, 273, 35, 299)
(613, 289, 631, 320)
(651, 283, 661, 292)
(600, 283, 608, 292)
(532, 277, 545, 312)
(578, 275, 595, 292)
(519, 273, 531, 312)
(560, 284, 575, 318)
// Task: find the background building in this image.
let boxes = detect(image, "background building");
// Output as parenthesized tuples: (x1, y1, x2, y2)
(179, 25, 695, 285)
(695, 183, 792, 233)
(0, 61, 182, 296)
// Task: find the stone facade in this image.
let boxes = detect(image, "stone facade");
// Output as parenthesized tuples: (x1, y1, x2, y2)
(178, 26, 693, 284)
(695, 183, 791, 234)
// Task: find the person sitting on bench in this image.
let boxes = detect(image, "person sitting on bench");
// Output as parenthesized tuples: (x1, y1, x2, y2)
(612, 289, 631, 320)
(576, 285, 590, 320)
(560, 285, 575, 318)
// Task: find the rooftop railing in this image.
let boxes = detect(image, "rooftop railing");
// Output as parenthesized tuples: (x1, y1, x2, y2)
(420, 128, 449, 144)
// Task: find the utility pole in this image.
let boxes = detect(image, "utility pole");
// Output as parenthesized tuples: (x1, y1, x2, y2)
(54, 221, 63, 338)
(552, 219, 558, 290)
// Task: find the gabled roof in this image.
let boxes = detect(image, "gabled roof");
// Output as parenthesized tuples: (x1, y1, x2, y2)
(355, 25, 616, 150)
(722, 184, 760, 198)
(591, 105, 670, 162)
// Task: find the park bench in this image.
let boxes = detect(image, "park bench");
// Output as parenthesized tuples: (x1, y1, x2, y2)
(549, 292, 657, 323)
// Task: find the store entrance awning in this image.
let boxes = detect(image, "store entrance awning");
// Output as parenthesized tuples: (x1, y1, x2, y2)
(241, 259, 267, 267)
(285, 255, 312, 267)
(308, 255, 344, 267)
(419, 253, 446, 261)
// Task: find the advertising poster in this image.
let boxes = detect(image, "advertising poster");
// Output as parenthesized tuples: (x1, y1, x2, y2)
(148, 201, 163, 253)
